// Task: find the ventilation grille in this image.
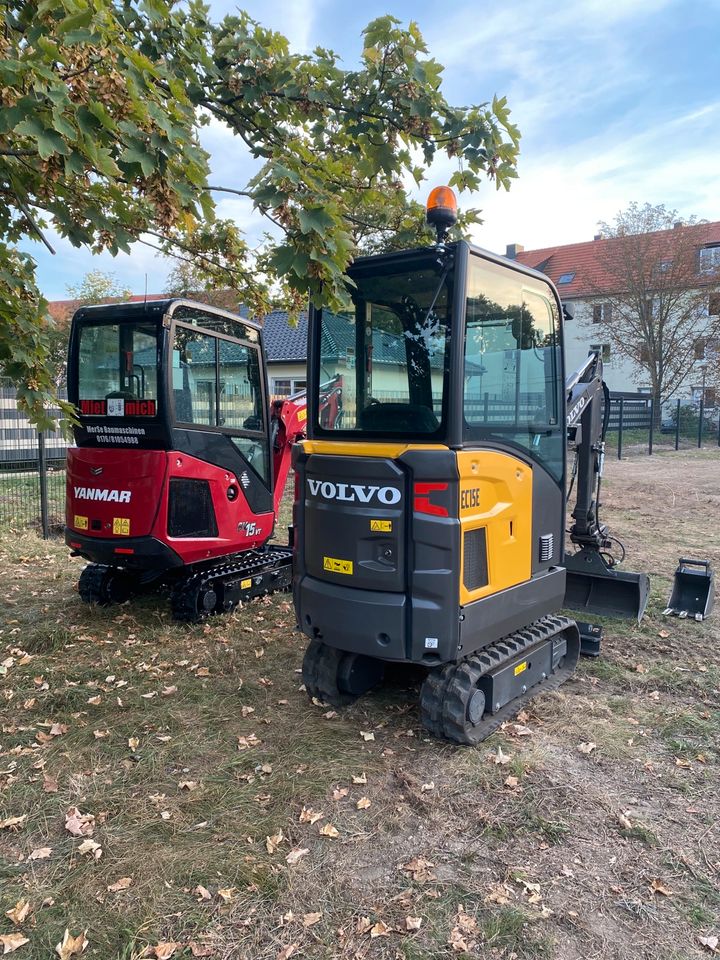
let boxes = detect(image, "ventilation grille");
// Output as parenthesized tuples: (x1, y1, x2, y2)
(463, 527, 489, 592)
(539, 533, 554, 563)
(168, 479, 218, 538)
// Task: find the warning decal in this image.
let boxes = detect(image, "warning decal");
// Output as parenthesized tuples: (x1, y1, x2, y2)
(323, 556, 353, 575)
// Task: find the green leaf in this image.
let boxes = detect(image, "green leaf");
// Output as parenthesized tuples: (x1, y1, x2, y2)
(298, 206, 335, 236)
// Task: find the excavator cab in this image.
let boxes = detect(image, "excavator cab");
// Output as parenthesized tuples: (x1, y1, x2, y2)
(293, 212, 648, 744)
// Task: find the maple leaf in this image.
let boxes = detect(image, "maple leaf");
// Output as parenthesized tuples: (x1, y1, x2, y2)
(319, 823, 339, 838)
(5, 900, 31, 925)
(485, 884, 513, 905)
(27, 846, 52, 861)
(0, 815, 27, 831)
(77, 838, 102, 860)
(370, 921, 390, 938)
(0, 933, 30, 954)
(331, 787, 349, 801)
(487, 746, 512, 765)
(266, 831, 285, 854)
(150, 944, 180, 960)
(405, 916, 422, 931)
(285, 848, 310, 865)
(299, 806, 323, 824)
(401, 857, 436, 883)
(355, 917, 373, 934)
(107, 877, 132, 892)
(216, 888, 236, 903)
(302, 912, 322, 927)
(356, 797, 371, 810)
(650, 879, 673, 896)
(699, 935, 719, 953)
(196, 666, 211, 677)
(49, 723, 68, 736)
(55, 929, 88, 959)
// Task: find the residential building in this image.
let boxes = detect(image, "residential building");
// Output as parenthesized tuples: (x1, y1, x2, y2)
(506, 222, 720, 404)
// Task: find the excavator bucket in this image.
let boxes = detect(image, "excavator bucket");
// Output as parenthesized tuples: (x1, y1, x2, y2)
(664, 558, 714, 621)
(564, 548, 650, 622)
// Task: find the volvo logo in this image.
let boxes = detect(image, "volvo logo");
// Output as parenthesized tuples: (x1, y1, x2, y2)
(307, 479, 401, 505)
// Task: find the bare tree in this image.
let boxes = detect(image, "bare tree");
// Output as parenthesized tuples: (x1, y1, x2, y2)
(164, 260, 245, 314)
(589, 203, 720, 421)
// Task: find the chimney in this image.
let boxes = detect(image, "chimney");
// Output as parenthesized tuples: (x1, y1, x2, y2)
(593, 233, 603, 241)
(506, 243, 524, 259)
(674, 221, 683, 229)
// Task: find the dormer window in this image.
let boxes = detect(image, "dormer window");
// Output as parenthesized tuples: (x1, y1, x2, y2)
(699, 245, 720, 274)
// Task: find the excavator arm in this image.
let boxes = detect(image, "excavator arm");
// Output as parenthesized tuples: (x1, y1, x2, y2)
(563, 351, 650, 622)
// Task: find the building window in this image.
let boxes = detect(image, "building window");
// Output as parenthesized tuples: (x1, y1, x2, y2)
(654, 259, 672, 275)
(590, 343, 611, 362)
(699, 245, 720, 274)
(271, 377, 307, 397)
(694, 338, 706, 360)
(592, 303, 612, 324)
(557, 272, 575, 284)
(709, 293, 720, 316)
(639, 343, 650, 363)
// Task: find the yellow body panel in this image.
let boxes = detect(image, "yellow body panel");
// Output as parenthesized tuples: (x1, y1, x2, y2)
(458, 450, 532, 605)
(300, 440, 448, 457)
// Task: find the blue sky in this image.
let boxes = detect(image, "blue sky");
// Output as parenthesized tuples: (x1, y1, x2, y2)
(28, 0, 720, 299)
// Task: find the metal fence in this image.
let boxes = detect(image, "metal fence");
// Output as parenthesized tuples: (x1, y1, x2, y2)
(0, 378, 68, 536)
(605, 395, 720, 458)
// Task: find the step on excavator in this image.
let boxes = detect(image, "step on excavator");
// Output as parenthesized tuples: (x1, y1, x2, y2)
(293, 186, 650, 744)
(64, 299, 341, 621)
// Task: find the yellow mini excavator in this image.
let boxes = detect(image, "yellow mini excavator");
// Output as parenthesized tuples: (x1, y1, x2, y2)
(292, 187, 649, 744)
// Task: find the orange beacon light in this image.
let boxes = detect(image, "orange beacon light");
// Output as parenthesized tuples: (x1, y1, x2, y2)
(426, 186, 458, 242)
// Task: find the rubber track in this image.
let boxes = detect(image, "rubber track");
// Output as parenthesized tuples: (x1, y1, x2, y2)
(301, 640, 356, 708)
(78, 564, 111, 605)
(170, 546, 293, 623)
(420, 615, 580, 745)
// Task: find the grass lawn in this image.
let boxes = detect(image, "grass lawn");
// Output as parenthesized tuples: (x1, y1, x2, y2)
(1, 450, 719, 959)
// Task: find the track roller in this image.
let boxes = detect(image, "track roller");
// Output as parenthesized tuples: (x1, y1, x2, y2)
(419, 616, 581, 745)
(302, 640, 384, 708)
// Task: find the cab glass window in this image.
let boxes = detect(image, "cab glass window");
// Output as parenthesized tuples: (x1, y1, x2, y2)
(463, 256, 563, 479)
(78, 321, 158, 408)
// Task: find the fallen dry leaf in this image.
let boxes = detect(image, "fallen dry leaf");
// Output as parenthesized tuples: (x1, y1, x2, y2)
(356, 797, 371, 810)
(370, 920, 391, 938)
(93, 730, 109, 739)
(578, 741, 597, 754)
(402, 857, 436, 883)
(405, 916, 422, 931)
(359, 731, 375, 741)
(0, 933, 30, 954)
(189, 945, 214, 958)
(128, 737, 139, 751)
(302, 912, 322, 927)
(150, 944, 180, 960)
(485, 883, 513, 905)
(650, 878, 673, 896)
(43, 773, 59, 793)
(216, 888, 236, 903)
(487, 746, 512, 765)
(675, 757, 692, 768)
(266, 830, 285, 854)
(0, 815, 27, 831)
(55, 929, 88, 959)
(77, 838, 102, 860)
(178, 781, 198, 791)
(504, 775, 520, 789)
(331, 787, 349, 801)
(298, 806, 323, 824)
(65, 808, 94, 838)
(5, 900, 31, 925)
(275, 946, 296, 960)
(28, 846, 52, 861)
(699, 935, 719, 953)
(194, 885, 212, 902)
(237, 733, 261, 750)
(319, 823, 339, 838)
(285, 847, 310, 865)
(87, 696, 102, 706)
(352, 772, 367, 785)
(107, 877, 132, 892)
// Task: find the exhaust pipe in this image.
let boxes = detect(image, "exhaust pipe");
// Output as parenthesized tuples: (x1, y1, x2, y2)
(564, 548, 650, 622)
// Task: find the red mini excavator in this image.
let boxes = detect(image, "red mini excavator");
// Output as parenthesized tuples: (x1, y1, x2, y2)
(64, 299, 333, 622)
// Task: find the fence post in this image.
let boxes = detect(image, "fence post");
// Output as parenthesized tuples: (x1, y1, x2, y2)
(648, 399, 654, 456)
(717, 412, 720, 448)
(38, 431, 49, 540)
(675, 398, 681, 450)
(617, 398, 624, 460)
(698, 397, 704, 448)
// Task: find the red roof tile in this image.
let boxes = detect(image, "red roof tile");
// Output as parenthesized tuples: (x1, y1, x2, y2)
(513, 221, 720, 298)
(47, 293, 166, 322)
